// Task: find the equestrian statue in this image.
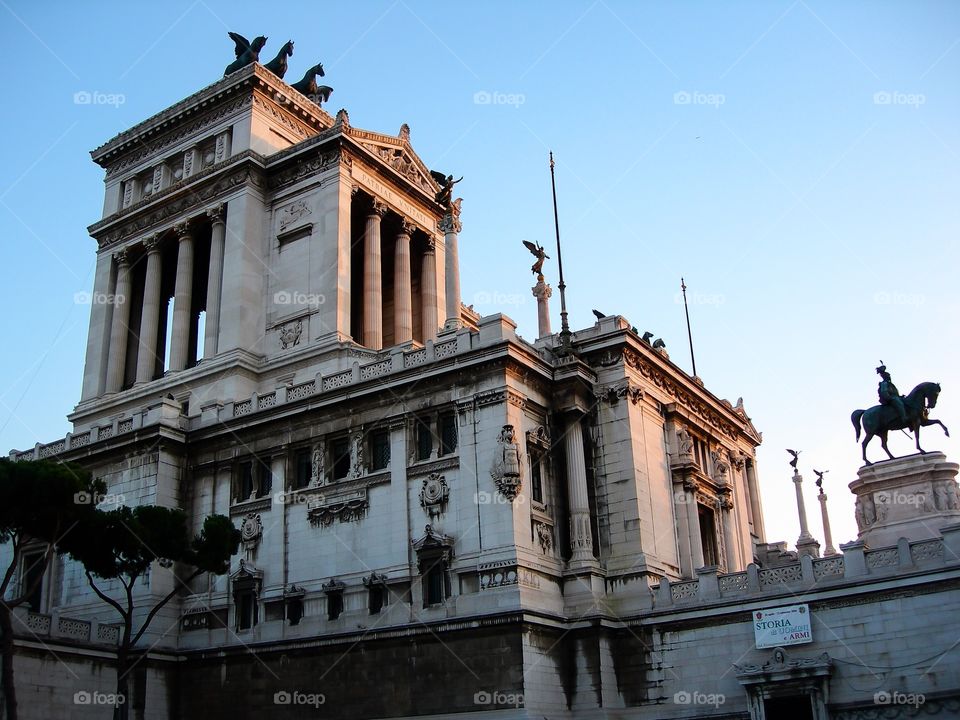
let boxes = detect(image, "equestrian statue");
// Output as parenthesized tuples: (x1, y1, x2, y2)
(851, 362, 949, 465)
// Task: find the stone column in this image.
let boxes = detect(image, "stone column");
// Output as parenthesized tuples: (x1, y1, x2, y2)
(393, 219, 414, 344)
(673, 482, 694, 578)
(720, 496, 739, 572)
(362, 201, 387, 350)
(532, 276, 553, 338)
(793, 470, 820, 558)
(684, 479, 705, 569)
(440, 207, 462, 330)
(564, 414, 594, 563)
(104, 249, 132, 394)
(420, 237, 439, 342)
(135, 235, 163, 385)
(169, 221, 194, 372)
(818, 491, 838, 556)
(746, 459, 766, 539)
(203, 205, 226, 359)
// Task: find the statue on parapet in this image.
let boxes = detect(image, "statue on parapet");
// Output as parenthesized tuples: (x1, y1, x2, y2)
(264, 40, 294, 80)
(522, 240, 549, 278)
(225, 32, 268, 76)
(291, 63, 333, 107)
(430, 171, 463, 209)
(852, 363, 949, 464)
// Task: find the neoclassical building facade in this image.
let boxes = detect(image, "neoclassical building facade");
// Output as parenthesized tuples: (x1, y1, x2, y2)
(6, 61, 960, 720)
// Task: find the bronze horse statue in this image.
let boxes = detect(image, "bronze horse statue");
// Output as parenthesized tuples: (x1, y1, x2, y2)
(264, 40, 294, 79)
(852, 381, 949, 464)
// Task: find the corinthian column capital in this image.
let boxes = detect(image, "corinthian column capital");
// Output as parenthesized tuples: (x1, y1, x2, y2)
(206, 204, 226, 225)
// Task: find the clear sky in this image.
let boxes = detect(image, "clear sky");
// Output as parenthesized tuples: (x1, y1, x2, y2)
(1, 0, 957, 552)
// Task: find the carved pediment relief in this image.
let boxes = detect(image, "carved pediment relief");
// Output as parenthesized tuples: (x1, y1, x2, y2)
(360, 141, 437, 195)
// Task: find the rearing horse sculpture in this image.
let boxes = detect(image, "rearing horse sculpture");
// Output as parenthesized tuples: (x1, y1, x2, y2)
(852, 381, 949, 464)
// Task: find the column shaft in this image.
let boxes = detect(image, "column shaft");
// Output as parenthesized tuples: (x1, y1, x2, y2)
(746, 460, 766, 539)
(363, 204, 385, 349)
(421, 241, 438, 342)
(135, 237, 163, 384)
(394, 222, 413, 344)
(673, 483, 694, 578)
(104, 251, 132, 393)
(721, 501, 739, 572)
(819, 493, 838, 556)
(441, 212, 461, 328)
(686, 484, 705, 569)
(169, 224, 194, 371)
(203, 207, 226, 359)
(564, 415, 594, 563)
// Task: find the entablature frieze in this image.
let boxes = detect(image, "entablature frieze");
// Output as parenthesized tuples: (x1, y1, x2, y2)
(89, 156, 266, 249)
(94, 64, 333, 178)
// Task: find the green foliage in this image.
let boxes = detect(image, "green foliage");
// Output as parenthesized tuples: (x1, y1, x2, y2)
(0, 458, 104, 548)
(69, 506, 240, 584)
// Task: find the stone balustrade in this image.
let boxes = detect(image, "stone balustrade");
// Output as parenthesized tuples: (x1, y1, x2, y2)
(653, 524, 960, 608)
(9, 323, 485, 462)
(12, 607, 120, 647)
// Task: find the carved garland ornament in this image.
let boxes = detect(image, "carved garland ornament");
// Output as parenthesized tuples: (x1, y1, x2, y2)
(623, 349, 743, 441)
(419, 473, 450, 519)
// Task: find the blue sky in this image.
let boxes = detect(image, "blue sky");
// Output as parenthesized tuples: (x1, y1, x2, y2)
(1, 0, 957, 549)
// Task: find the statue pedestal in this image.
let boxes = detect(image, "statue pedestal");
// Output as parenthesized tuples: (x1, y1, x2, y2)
(850, 452, 960, 547)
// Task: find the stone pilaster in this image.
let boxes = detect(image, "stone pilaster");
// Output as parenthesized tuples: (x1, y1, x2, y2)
(420, 237, 439, 342)
(169, 221, 194, 371)
(104, 249, 132, 394)
(440, 207, 462, 330)
(363, 201, 387, 350)
(203, 205, 226, 359)
(135, 235, 163, 384)
(394, 219, 414, 345)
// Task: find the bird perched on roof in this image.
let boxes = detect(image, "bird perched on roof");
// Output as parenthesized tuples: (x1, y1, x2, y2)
(786, 449, 801, 469)
(224, 32, 268, 76)
(592, 309, 606, 320)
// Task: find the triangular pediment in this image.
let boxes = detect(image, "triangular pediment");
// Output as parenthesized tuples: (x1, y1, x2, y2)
(349, 127, 441, 198)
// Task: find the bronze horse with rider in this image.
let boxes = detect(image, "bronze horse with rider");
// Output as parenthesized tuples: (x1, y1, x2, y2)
(852, 381, 949, 464)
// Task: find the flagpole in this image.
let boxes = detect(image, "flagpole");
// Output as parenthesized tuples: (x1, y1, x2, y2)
(550, 152, 571, 352)
(681, 277, 697, 377)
